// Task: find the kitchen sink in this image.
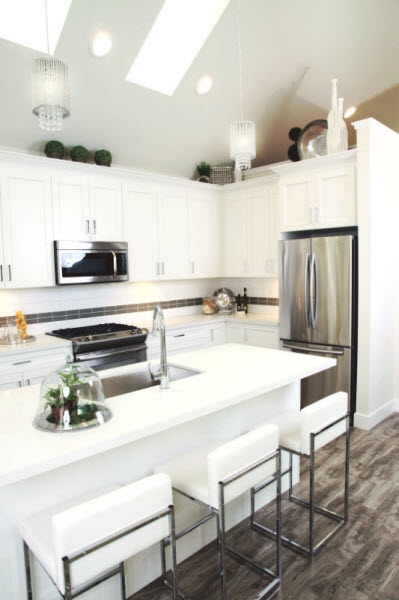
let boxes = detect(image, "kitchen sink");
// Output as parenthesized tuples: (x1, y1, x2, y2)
(101, 365, 200, 399)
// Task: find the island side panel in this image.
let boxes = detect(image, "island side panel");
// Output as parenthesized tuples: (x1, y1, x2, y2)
(0, 381, 299, 600)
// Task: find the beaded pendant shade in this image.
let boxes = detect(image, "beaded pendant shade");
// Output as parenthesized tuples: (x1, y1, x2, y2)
(229, 0, 255, 171)
(31, 1, 70, 131)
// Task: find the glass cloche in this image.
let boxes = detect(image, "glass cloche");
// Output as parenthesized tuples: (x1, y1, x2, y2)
(34, 355, 112, 432)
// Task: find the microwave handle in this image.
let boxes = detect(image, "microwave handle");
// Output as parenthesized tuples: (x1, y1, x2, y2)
(111, 251, 117, 277)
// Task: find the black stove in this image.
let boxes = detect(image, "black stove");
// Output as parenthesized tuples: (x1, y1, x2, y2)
(47, 323, 149, 372)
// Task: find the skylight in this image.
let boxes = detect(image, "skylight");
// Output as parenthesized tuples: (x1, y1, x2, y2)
(126, 0, 231, 96)
(0, 0, 72, 54)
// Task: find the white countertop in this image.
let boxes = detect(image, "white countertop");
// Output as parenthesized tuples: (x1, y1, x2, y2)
(0, 333, 71, 359)
(140, 312, 279, 330)
(0, 344, 334, 487)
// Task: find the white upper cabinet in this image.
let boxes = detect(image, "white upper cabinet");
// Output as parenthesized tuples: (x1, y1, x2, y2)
(278, 154, 357, 232)
(188, 191, 220, 278)
(52, 174, 124, 241)
(0, 167, 54, 288)
(223, 182, 280, 278)
(89, 178, 124, 241)
(52, 174, 90, 240)
(158, 190, 190, 279)
(123, 183, 160, 281)
(222, 191, 248, 277)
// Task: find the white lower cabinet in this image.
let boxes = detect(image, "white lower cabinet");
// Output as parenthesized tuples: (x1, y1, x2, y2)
(147, 323, 225, 360)
(0, 350, 69, 392)
(225, 322, 279, 349)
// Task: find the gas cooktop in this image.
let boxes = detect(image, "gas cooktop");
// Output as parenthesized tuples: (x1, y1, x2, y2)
(47, 323, 146, 343)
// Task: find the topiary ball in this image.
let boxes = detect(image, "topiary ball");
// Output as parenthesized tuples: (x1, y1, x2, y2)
(70, 145, 89, 163)
(94, 149, 112, 167)
(44, 140, 64, 159)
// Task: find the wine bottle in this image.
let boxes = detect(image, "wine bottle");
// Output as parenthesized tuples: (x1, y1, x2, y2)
(236, 293, 242, 311)
(338, 97, 348, 152)
(327, 78, 340, 155)
(243, 288, 248, 314)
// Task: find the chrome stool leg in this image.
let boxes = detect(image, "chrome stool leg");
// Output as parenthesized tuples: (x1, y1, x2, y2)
(23, 541, 33, 600)
(119, 562, 127, 600)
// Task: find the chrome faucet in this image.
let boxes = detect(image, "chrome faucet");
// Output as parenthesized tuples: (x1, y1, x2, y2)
(149, 305, 170, 389)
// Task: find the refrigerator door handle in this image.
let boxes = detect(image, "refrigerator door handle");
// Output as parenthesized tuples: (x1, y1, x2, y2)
(282, 342, 344, 356)
(313, 253, 318, 327)
(304, 253, 310, 328)
(310, 253, 317, 328)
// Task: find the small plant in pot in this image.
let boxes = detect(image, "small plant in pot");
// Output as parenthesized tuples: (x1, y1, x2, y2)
(44, 140, 65, 159)
(196, 161, 211, 183)
(94, 149, 112, 167)
(70, 145, 89, 163)
(44, 370, 83, 425)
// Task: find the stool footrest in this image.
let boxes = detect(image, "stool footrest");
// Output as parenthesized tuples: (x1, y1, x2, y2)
(163, 577, 192, 600)
(290, 494, 345, 522)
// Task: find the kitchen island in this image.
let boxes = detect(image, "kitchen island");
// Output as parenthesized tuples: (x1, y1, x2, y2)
(0, 344, 335, 600)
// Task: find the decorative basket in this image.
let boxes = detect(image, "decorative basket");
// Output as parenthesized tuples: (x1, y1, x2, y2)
(210, 165, 234, 186)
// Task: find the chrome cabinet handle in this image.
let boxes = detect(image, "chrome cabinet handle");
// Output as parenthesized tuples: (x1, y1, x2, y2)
(13, 360, 31, 365)
(156, 262, 160, 276)
(18, 381, 22, 388)
(0, 265, 2, 282)
(25, 379, 31, 386)
(173, 334, 185, 338)
(191, 261, 195, 274)
(161, 262, 165, 275)
(92, 219, 97, 235)
(304, 253, 310, 328)
(86, 219, 90, 235)
(8, 265, 11, 281)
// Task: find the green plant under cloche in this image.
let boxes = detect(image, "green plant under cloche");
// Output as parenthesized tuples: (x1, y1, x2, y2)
(196, 161, 211, 177)
(94, 149, 112, 167)
(70, 145, 89, 163)
(44, 140, 65, 159)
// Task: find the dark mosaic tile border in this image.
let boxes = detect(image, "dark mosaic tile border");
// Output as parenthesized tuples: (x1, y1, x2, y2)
(0, 296, 278, 326)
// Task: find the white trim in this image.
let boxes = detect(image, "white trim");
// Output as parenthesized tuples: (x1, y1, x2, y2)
(354, 398, 397, 430)
(269, 148, 357, 176)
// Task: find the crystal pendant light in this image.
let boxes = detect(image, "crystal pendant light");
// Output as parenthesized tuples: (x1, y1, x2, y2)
(230, 0, 255, 171)
(31, 1, 70, 131)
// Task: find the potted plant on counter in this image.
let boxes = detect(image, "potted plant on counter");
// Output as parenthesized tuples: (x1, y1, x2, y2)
(196, 161, 211, 183)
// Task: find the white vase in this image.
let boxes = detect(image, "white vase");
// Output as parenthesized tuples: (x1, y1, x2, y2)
(338, 97, 348, 152)
(327, 78, 340, 154)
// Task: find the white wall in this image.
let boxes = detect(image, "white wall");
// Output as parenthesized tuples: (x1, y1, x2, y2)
(354, 118, 399, 428)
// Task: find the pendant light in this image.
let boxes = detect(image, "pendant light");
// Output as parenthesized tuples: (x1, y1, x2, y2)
(31, 0, 70, 131)
(230, 0, 255, 171)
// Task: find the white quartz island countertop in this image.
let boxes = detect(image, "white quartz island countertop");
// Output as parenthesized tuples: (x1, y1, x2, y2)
(0, 344, 335, 487)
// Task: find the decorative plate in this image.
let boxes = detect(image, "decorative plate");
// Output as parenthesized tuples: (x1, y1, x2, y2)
(213, 287, 235, 314)
(297, 119, 328, 159)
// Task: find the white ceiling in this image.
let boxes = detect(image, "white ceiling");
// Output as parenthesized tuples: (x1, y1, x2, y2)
(0, 0, 398, 178)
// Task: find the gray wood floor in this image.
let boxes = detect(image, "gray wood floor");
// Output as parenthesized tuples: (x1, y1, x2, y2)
(130, 414, 399, 600)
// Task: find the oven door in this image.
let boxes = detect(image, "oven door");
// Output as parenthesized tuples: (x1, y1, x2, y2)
(75, 344, 147, 372)
(55, 241, 128, 285)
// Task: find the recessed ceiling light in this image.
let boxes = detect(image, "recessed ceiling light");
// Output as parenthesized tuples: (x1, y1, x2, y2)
(90, 31, 112, 57)
(126, 0, 231, 96)
(196, 75, 213, 95)
(344, 106, 356, 119)
(0, 0, 72, 54)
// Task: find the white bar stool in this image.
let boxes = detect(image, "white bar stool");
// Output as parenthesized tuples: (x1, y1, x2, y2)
(19, 474, 178, 600)
(251, 392, 350, 558)
(155, 424, 282, 600)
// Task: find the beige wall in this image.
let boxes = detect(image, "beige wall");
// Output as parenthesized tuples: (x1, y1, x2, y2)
(348, 84, 399, 147)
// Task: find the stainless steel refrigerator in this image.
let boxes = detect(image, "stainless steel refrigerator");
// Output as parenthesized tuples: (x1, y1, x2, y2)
(279, 233, 357, 417)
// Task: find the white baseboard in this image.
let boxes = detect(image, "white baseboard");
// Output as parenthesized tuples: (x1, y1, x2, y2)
(354, 398, 398, 430)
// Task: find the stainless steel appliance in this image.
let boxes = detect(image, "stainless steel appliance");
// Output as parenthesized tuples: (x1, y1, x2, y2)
(47, 323, 148, 371)
(54, 241, 128, 285)
(279, 232, 357, 417)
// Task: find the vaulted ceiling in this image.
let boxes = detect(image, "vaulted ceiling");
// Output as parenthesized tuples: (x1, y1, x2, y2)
(0, 0, 398, 178)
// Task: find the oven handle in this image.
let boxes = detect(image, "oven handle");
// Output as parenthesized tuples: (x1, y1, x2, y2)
(75, 344, 147, 362)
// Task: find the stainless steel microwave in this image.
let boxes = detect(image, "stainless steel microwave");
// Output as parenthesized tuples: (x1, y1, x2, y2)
(54, 241, 128, 285)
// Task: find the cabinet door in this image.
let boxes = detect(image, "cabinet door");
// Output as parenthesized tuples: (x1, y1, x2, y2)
(266, 187, 280, 277)
(158, 190, 190, 279)
(0, 181, 5, 289)
(247, 190, 268, 276)
(89, 179, 124, 241)
(2, 168, 54, 288)
(280, 176, 313, 232)
(188, 192, 220, 278)
(225, 323, 246, 344)
(123, 184, 159, 281)
(222, 192, 248, 276)
(52, 174, 90, 240)
(316, 166, 356, 227)
(246, 326, 279, 349)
